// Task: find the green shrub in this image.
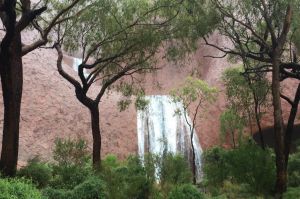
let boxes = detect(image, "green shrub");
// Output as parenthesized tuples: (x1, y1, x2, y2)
(72, 176, 107, 199)
(203, 147, 229, 186)
(44, 176, 107, 199)
(101, 154, 119, 169)
(167, 184, 204, 199)
(50, 164, 92, 189)
(18, 157, 52, 188)
(50, 138, 92, 189)
(283, 187, 300, 199)
(101, 155, 154, 199)
(203, 141, 275, 195)
(159, 153, 192, 186)
(226, 141, 275, 193)
(0, 178, 43, 199)
(42, 188, 73, 199)
(288, 147, 300, 187)
(218, 181, 258, 199)
(53, 138, 90, 167)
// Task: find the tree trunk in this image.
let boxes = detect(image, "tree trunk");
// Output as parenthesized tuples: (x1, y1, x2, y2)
(285, 84, 300, 166)
(231, 131, 236, 148)
(272, 57, 287, 197)
(0, 32, 23, 176)
(247, 110, 253, 136)
(254, 101, 265, 150)
(190, 132, 196, 184)
(89, 105, 101, 169)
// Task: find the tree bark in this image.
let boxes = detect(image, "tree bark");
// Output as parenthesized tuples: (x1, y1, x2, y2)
(247, 110, 253, 136)
(284, 84, 300, 166)
(272, 56, 287, 196)
(89, 105, 101, 168)
(254, 100, 265, 150)
(0, 32, 23, 176)
(231, 131, 236, 148)
(190, 132, 196, 184)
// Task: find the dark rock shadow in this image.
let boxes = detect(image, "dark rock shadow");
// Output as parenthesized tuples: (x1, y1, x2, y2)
(253, 124, 300, 153)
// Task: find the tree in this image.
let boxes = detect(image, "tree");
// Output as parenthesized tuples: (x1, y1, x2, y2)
(0, 0, 81, 176)
(52, 0, 216, 168)
(222, 67, 270, 149)
(204, 0, 300, 195)
(171, 76, 217, 184)
(220, 108, 245, 148)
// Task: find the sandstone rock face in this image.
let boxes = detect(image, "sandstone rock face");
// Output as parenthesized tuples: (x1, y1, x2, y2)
(0, 30, 139, 165)
(0, 28, 298, 165)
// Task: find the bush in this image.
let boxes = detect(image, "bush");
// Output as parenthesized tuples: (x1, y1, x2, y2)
(50, 138, 92, 189)
(283, 187, 300, 199)
(159, 153, 192, 186)
(218, 181, 258, 199)
(203, 141, 275, 195)
(0, 178, 43, 199)
(226, 141, 275, 193)
(44, 176, 107, 199)
(50, 164, 92, 189)
(167, 184, 204, 199)
(72, 176, 107, 199)
(53, 138, 90, 167)
(42, 188, 73, 199)
(288, 147, 300, 187)
(18, 157, 52, 188)
(203, 147, 229, 186)
(101, 155, 154, 199)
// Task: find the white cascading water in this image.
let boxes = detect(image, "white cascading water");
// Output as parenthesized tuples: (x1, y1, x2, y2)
(72, 57, 89, 78)
(137, 95, 203, 182)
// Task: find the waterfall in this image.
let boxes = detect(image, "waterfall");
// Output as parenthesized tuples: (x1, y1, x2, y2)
(137, 95, 203, 182)
(72, 57, 89, 78)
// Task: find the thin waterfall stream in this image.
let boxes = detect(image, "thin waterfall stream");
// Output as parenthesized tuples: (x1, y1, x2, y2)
(137, 95, 203, 182)
(72, 57, 89, 78)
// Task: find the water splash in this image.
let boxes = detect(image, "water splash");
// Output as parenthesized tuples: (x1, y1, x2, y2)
(137, 95, 203, 182)
(72, 57, 89, 78)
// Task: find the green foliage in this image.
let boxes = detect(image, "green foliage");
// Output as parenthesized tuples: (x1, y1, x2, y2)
(43, 188, 73, 199)
(222, 67, 253, 112)
(44, 176, 107, 199)
(72, 176, 107, 199)
(159, 153, 192, 188)
(47, 0, 217, 101)
(203, 142, 275, 195)
(171, 76, 218, 109)
(288, 147, 300, 187)
(283, 187, 300, 199)
(17, 157, 52, 188)
(0, 178, 43, 199)
(222, 67, 270, 128)
(219, 108, 245, 147)
(203, 147, 230, 187)
(135, 92, 150, 111)
(50, 138, 92, 189)
(101, 154, 155, 199)
(226, 142, 276, 193)
(50, 164, 92, 190)
(53, 138, 90, 167)
(167, 184, 204, 199)
(210, 181, 263, 199)
(100, 153, 193, 199)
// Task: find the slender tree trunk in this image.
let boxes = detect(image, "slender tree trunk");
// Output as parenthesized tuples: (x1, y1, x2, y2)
(254, 101, 265, 150)
(231, 131, 236, 148)
(89, 105, 101, 168)
(247, 110, 253, 136)
(0, 32, 23, 176)
(272, 57, 287, 197)
(190, 131, 196, 184)
(285, 84, 300, 166)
